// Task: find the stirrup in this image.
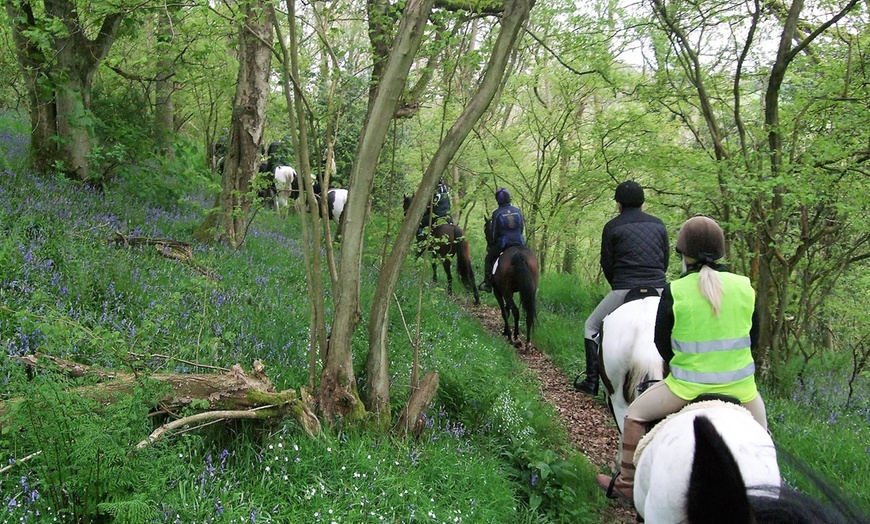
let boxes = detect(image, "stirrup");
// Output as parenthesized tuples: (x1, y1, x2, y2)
(601, 471, 633, 507)
(605, 470, 620, 499)
(573, 374, 598, 395)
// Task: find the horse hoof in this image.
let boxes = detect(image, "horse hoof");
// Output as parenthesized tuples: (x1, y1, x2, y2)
(513, 340, 522, 349)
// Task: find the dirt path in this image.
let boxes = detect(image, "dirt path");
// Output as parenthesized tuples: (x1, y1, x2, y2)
(467, 302, 636, 524)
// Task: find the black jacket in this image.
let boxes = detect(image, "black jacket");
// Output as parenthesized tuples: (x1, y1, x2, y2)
(600, 207, 668, 290)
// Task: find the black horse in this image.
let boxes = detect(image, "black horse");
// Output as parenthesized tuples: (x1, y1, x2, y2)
(484, 217, 538, 347)
(403, 196, 479, 304)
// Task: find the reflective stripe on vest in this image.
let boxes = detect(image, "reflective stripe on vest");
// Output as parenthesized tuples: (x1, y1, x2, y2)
(672, 337, 752, 353)
(665, 271, 758, 402)
(669, 361, 756, 384)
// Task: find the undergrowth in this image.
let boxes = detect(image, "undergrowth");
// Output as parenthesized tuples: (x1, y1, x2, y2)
(0, 119, 604, 523)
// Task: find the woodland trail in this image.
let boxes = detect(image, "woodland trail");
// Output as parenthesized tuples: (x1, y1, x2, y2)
(467, 301, 636, 524)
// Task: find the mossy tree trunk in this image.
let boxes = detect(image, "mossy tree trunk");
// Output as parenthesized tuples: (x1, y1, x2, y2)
(5, 0, 123, 181)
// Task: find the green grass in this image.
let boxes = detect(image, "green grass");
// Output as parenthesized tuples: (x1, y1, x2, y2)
(766, 397, 870, 512)
(533, 272, 606, 377)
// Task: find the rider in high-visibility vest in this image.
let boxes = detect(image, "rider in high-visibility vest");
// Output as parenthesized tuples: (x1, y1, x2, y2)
(596, 215, 768, 505)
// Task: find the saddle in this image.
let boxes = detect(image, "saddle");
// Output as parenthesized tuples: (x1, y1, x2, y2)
(622, 286, 660, 305)
(635, 397, 749, 463)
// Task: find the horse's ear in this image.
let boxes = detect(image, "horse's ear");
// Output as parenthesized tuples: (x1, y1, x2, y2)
(687, 416, 754, 524)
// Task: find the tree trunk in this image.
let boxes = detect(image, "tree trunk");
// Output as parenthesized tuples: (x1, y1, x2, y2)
(217, 0, 273, 247)
(365, 0, 536, 423)
(5, 0, 123, 181)
(393, 372, 439, 439)
(318, 0, 438, 424)
(155, 4, 178, 158)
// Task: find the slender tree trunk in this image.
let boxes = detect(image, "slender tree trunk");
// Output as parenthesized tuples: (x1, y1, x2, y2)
(318, 0, 438, 423)
(155, 4, 178, 158)
(275, 0, 330, 385)
(365, 0, 536, 424)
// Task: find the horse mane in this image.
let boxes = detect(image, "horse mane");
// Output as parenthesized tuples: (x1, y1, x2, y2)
(617, 297, 664, 406)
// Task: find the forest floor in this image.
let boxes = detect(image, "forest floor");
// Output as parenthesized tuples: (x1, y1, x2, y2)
(468, 301, 637, 524)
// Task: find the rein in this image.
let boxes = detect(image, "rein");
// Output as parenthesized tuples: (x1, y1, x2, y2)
(637, 379, 660, 394)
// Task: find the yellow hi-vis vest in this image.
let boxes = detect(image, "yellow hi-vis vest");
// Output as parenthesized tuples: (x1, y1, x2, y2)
(664, 271, 759, 403)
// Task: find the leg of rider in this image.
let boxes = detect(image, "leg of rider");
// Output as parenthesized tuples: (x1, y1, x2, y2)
(596, 381, 688, 502)
(577, 290, 630, 395)
(741, 393, 768, 431)
(479, 250, 496, 292)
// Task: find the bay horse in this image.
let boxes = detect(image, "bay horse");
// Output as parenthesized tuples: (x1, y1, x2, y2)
(403, 196, 480, 304)
(633, 400, 863, 524)
(484, 217, 538, 347)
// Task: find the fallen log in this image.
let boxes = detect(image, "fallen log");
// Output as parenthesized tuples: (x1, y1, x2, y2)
(4, 354, 321, 443)
(109, 231, 218, 281)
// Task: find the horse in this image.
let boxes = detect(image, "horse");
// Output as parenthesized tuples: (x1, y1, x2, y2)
(484, 217, 538, 347)
(274, 166, 319, 214)
(598, 288, 666, 438)
(632, 399, 864, 524)
(255, 161, 277, 208)
(326, 188, 347, 241)
(403, 195, 480, 304)
(327, 188, 347, 224)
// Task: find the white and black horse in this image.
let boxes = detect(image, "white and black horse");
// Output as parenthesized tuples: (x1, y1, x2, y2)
(326, 188, 348, 240)
(598, 288, 666, 464)
(634, 400, 864, 524)
(273, 165, 320, 214)
(326, 188, 347, 225)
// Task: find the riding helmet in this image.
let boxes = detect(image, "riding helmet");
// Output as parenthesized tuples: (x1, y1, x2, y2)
(614, 181, 644, 207)
(676, 215, 725, 263)
(496, 188, 511, 205)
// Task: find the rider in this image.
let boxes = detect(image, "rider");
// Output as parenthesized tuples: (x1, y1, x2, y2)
(478, 188, 525, 293)
(417, 179, 453, 245)
(575, 181, 668, 396)
(595, 215, 768, 504)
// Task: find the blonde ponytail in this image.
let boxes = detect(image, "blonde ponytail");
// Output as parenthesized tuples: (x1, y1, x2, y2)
(698, 265, 723, 316)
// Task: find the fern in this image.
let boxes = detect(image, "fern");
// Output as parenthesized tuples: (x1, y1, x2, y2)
(98, 497, 156, 524)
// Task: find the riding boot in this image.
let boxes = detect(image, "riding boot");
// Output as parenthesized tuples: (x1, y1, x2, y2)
(478, 255, 494, 293)
(574, 338, 599, 396)
(478, 273, 493, 293)
(596, 417, 647, 505)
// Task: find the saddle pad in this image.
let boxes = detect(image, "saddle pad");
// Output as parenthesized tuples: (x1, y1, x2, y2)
(492, 258, 500, 275)
(634, 399, 753, 464)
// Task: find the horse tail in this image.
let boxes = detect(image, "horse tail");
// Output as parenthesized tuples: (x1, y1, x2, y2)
(623, 299, 665, 403)
(512, 251, 537, 336)
(456, 239, 476, 290)
(624, 349, 665, 404)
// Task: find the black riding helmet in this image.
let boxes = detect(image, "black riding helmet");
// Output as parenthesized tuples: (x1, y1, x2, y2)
(614, 181, 644, 207)
(496, 188, 511, 204)
(676, 216, 725, 264)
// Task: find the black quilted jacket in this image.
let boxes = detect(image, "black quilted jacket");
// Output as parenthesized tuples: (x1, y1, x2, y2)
(600, 207, 669, 290)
